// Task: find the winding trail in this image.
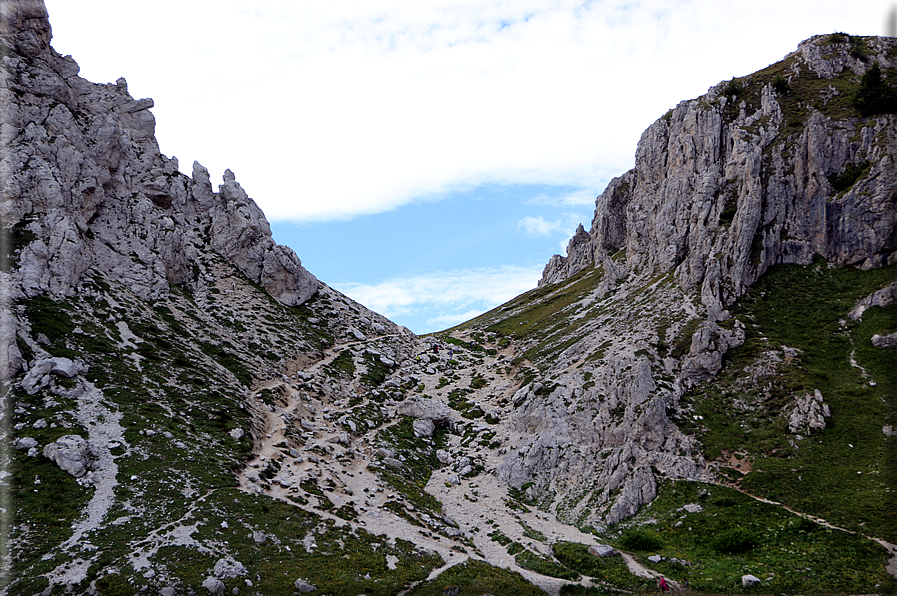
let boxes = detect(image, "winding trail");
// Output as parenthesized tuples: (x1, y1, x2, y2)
(711, 477, 897, 580)
(234, 331, 626, 595)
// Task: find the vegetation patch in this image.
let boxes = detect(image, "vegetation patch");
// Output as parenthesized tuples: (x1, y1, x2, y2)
(679, 260, 897, 540)
(593, 479, 897, 595)
(827, 160, 871, 193)
(553, 542, 653, 593)
(404, 559, 544, 596)
(514, 549, 580, 580)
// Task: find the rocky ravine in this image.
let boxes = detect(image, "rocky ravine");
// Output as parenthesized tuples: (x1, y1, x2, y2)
(3, 0, 897, 592)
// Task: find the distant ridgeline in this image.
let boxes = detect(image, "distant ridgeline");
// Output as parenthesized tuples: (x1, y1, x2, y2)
(3, 1, 897, 593)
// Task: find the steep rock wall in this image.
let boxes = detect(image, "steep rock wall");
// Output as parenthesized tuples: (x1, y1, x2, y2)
(541, 36, 897, 304)
(505, 35, 897, 527)
(0, 0, 319, 379)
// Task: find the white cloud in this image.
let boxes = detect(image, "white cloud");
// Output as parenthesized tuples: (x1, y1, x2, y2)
(426, 309, 486, 330)
(518, 213, 585, 237)
(44, 1, 886, 223)
(526, 189, 598, 207)
(333, 264, 543, 327)
(518, 216, 566, 237)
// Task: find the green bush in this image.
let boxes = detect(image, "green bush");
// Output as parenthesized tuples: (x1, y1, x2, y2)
(618, 527, 663, 551)
(771, 74, 790, 95)
(826, 32, 848, 44)
(711, 527, 756, 554)
(722, 78, 744, 99)
(853, 62, 897, 116)
(828, 161, 871, 192)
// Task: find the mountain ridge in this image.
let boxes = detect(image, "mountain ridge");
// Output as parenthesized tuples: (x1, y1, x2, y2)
(2, 0, 896, 593)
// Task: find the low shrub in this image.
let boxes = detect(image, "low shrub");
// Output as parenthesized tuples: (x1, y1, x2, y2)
(618, 527, 663, 551)
(711, 527, 756, 554)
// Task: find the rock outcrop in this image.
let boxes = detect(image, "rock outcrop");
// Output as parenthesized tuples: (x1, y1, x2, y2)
(42, 434, 92, 478)
(0, 0, 319, 379)
(541, 36, 897, 298)
(788, 389, 831, 434)
(506, 34, 897, 527)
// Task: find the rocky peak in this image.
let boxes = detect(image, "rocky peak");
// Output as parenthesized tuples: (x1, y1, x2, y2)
(541, 34, 897, 307)
(1, 0, 319, 379)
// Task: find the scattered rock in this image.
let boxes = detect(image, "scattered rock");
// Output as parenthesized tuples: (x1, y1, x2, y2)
(229, 428, 245, 441)
(397, 396, 452, 423)
(412, 418, 435, 438)
(588, 544, 616, 557)
(42, 435, 93, 477)
(383, 457, 406, 470)
(252, 530, 267, 544)
(14, 437, 38, 450)
(294, 579, 317, 592)
(202, 577, 225, 594)
(871, 332, 897, 348)
(742, 574, 761, 587)
(20, 357, 87, 394)
(213, 557, 248, 579)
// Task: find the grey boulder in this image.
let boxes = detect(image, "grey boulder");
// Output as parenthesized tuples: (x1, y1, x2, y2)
(42, 434, 92, 477)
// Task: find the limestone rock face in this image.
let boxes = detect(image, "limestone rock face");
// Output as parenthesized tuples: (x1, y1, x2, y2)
(514, 34, 897, 528)
(42, 434, 92, 477)
(541, 36, 897, 297)
(0, 3, 318, 377)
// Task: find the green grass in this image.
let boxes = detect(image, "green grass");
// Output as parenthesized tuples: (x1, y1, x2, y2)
(680, 260, 897, 540)
(453, 265, 606, 365)
(373, 416, 449, 520)
(553, 542, 654, 593)
(6, 267, 390, 593)
(404, 559, 545, 596)
(594, 479, 897, 595)
(514, 548, 581, 580)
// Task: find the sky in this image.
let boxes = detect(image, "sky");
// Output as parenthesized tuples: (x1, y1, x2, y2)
(43, 1, 895, 333)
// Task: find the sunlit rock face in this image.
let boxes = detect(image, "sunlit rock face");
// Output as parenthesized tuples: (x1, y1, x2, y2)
(542, 37, 897, 293)
(1, 0, 318, 378)
(521, 34, 897, 527)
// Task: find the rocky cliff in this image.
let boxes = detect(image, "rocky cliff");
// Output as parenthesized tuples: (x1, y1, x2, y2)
(0, 0, 319, 382)
(542, 35, 896, 296)
(487, 33, 897, 527)
(3, 1, 896, 592)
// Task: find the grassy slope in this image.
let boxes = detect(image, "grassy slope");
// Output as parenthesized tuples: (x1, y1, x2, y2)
(680, 260, 897, 542)
(6, 264, 450, 594)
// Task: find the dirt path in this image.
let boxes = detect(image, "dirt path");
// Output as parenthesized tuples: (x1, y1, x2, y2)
(714, 481, 897, 580)
(237, 334, 474, 570)
(234, 331, 645, 595)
